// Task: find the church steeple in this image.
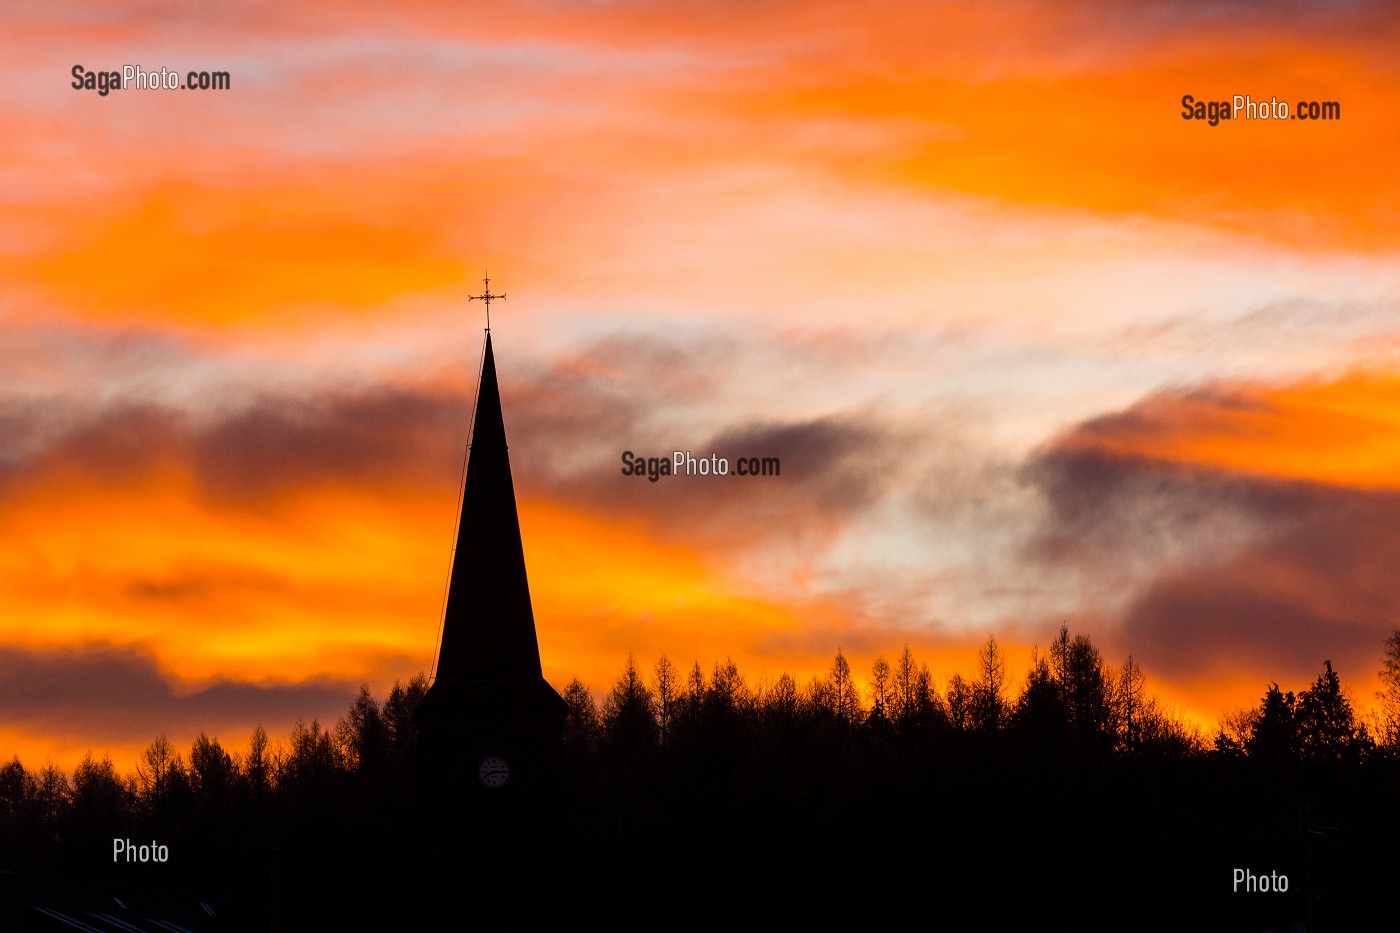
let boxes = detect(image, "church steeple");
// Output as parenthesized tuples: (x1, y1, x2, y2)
(435, 332, 545, 684)
(411, 307, 567, 926)
(414, 326, 566, 780)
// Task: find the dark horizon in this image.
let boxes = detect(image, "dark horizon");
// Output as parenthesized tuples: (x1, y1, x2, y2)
(4, 628, 1399, 929)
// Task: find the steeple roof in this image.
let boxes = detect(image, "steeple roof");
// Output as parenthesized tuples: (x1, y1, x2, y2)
(434, 333, 546, 684)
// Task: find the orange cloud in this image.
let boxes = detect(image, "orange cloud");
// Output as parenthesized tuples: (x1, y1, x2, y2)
(0, 467, 442, 682)
(8, 176, 473, 326)
(738, 39, 1397, 252)
(1060, 372, 1400, 491)
(6, 0, 1393, 342)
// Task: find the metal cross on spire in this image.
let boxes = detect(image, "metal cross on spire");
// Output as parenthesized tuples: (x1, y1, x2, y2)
(468, 272, 506, 331)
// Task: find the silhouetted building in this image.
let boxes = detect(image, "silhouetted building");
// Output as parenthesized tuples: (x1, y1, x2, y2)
(412, 330, 567, 920)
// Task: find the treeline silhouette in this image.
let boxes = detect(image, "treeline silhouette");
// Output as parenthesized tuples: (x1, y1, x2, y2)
(4, 628, 1400, 930)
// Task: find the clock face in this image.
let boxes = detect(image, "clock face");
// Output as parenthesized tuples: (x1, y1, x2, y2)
(478, 756, 510, 789)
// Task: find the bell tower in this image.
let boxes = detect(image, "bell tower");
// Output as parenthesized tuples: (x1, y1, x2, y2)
(411, 297, 568, 933)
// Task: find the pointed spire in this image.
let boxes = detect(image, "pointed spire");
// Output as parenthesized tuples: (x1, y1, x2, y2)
(434, 333, 544, 683)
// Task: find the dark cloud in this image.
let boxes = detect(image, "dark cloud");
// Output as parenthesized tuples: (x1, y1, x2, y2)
(0, 399, 55, 469)
(0, 403, 168, 491)
(527, 410, 904, 552)
(1020, 446, 1287, 568)
(1072, 0, 1394, 45)
(0, 330, 924, 554)
(0, 331, 733, 506)
(0, 389, 471, 503)
(0, 643, 365, 745)
(192, 389, 469, 499)
(507, 333, 953, 553)
(503, 330, 749, 473)
(1024, 420, 1400, 690)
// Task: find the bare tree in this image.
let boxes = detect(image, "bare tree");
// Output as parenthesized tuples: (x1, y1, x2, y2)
(0, 756, 33, 817)
(806, 674, 832, 715)
(708, 657, 749, 719)
(189, 734, 235, 800)
(282, 719, 340, 794)
(768, 672, 799, 722)
(827, 650, 863, 725)
(71, 753, 125, 826)
(1214, 706, 1256, 757)
(946, 673, 972, 731)
(384, 673, 429, 756)
(679, 661, 707, 733)
(338, 685, 389, 775)
(37, 760, 68, 824)
(891, 644, 919, 726)
(653, 655, 678, 747)
(1050, 627, 1111, 739)
(869, 655, 892, 721)
(1378, 630, 1400, 748)
(1115, 656, 1146, 751)
(246, 724, 272, 803)
(562, 678, 602, 753)
(136, 734, 185, 819)
(972, 636, 1007, 733)
(604, 653, 657, 749)
(1014, 648, 1066, 739)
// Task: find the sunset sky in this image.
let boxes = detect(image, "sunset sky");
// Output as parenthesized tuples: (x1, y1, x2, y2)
(3, 0, 1399, 770)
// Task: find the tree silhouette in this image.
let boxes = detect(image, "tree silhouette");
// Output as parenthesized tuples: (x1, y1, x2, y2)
(822, 649, 862, 725)
(68, 752, 127, 855)
(1245, 684, 1296, 762)
(135, 734, 187, 822)
(1013, 648, 1067, 749)
(1134, 697, 1202, 758)
(766, 672, 800, 724)
(1114, 656, 1146, 751)
(0, 755, 33, 819)
(899, 654, 945, 735)
(653, 655, 678, 747)
(11, 643, 1400, 929)
(281, 719, 340, 799)
(1296, 660, 1368, 764)
(36, 759, 68, 825)
(383, 673, 428, 777)
(707, 657, 748, 721)
(678, 661, 707, 737)
(339, 684, 391, 777)
(891, 644, 920, 726)
(868, 655, 891, 722)
(189, 733, 235, 801)
(945, 673, 972, 731)
(1051, 626, 1112, 744)
(603, 653, 657, 751)
(1378, 630, 1400, 749)
(563, 677, 602, 754)
(971, 635, 1007, 733)
(245, 724, 272, 805)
